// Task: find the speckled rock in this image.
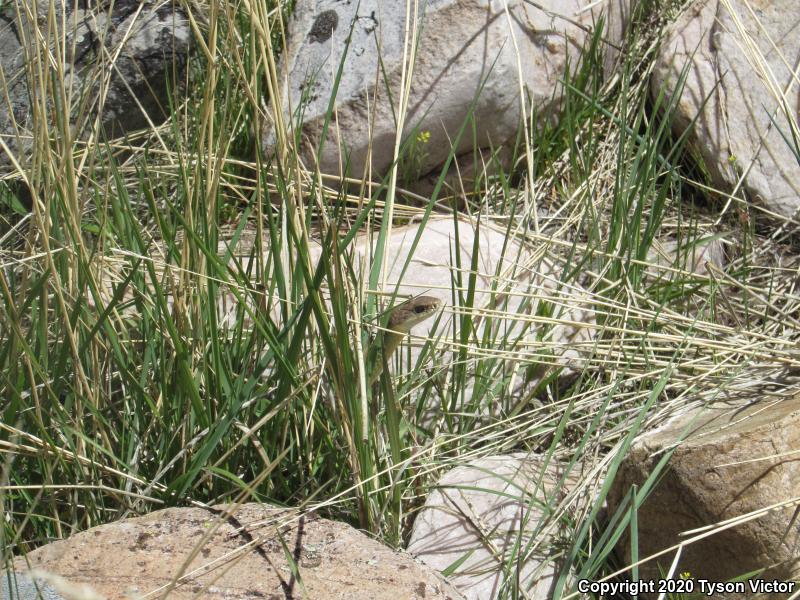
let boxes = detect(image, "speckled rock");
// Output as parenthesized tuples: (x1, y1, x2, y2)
(13, 504, 466, 600)
(0, 0, 192, 171)
(1, 571, 65, 600)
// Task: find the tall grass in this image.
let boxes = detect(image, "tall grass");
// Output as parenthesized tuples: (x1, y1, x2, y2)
(2, 0, 800, 597)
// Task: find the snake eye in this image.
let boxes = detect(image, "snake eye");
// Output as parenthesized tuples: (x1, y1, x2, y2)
(414, 305, 428, 313)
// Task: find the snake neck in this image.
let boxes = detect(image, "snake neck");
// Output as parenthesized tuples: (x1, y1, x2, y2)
(368, 332, 404, 387)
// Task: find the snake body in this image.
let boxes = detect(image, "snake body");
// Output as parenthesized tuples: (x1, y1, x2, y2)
(368, 296, 442, 386)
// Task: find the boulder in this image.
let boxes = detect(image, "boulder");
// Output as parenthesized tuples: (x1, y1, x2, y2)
(12, 503, 466, 600)
(0, 0, 193, 171)
(653, 0, 800, 219)
(341, 216, 596, 380)
(607, 394, 800, 596)
(263, 0, 606, 183)
(408, 453, 576, 599)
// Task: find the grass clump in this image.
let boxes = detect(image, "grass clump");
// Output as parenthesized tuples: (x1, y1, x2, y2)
(2, 0, 799, 597)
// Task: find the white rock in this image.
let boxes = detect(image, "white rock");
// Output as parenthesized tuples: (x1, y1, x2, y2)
(408, 453, 576, 600)
(342, 216, 596, 379)
(653, 0, 800, 219)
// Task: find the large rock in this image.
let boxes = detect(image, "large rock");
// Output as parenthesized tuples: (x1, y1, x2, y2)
(343, 217, 596, 382)
(12, 503, 466, 600)
(653, 0, 800, 219)
(607, 394, 800, 596)
(408, 453, 576, 599)
(0, 0, 193, 171)
(264, 0, 604, 183)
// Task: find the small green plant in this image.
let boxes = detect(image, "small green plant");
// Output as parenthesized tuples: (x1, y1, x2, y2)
(398, 127, 431, 185)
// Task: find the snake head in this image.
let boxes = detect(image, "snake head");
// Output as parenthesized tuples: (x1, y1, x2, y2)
(388, 296, 442, 332)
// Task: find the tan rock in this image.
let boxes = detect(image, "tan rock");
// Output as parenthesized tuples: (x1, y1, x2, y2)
(607, 395, 800, 597)
(408, 453, 576, 599)
(653, 0, 800, 219)
(13, 503, 466, 600)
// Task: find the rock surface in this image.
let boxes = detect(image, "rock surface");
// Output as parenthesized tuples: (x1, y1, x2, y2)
(408, 453, 576, 599)
(12, 503, 466, 600)
(607, 394, 800, 595)
(264, 0, 604, 183)
(1, 572, 65, 600)
(0, 0, 192, 171)
(341, 216, 596, 381)
(646, 235, 726, 278)
(653, 0, 800, 219)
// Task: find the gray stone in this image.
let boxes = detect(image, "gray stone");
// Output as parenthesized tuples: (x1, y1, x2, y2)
(653, 0, 800, 219)
(1, 572, 63, 600)
(263, 0, 607, 183)
(0, 0, 193, 171)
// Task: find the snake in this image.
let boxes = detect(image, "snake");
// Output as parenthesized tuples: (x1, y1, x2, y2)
(368, 295, 442, 386)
